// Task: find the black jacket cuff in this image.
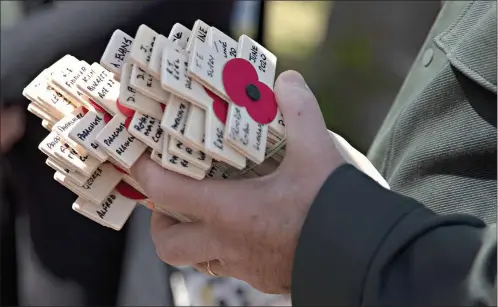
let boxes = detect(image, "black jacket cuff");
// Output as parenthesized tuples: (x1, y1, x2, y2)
(291, 164, 423, 306)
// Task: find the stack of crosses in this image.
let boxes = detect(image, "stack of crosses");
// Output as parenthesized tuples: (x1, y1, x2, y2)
(23, 20, 389, 231)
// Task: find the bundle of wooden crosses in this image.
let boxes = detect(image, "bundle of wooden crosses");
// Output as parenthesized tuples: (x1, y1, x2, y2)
(23, 20, 389, 231)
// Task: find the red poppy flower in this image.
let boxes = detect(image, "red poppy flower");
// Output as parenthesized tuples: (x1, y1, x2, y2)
(205, 87, 228, 124)
(115, 181, 147, 200)
(103, 112, 113, 124)
(100, 100, 133, 128)
(112, 164, 130, 175)
(222, 58, 277, 125)
(116, 99, 136, 118)
(88, 98, 113, 123)
(88, 98, 107, 114)
(111, 165, 146, 198)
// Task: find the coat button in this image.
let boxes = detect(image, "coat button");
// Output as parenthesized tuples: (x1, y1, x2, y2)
(422, 48, 434, 67)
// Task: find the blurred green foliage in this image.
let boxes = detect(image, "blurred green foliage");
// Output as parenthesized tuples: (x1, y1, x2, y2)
(260, 1, 378, 151)
(233, 1, 431, 152)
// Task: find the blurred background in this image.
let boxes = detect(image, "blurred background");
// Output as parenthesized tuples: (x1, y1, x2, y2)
(0, 1, 441, 305)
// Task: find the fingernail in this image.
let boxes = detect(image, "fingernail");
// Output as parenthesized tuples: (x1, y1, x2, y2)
(280, 71, 308, 89)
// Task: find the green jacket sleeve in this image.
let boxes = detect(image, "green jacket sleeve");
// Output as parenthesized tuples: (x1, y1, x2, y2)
(292, 164, 496, 306)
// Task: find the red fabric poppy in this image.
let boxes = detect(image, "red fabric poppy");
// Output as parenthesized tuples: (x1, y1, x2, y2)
(112, 164, 130, 175)
(115, 181, 147, 200)
(116, 99, 135, 129)
(103, 112, 113, 124)
(222, 58, 277, 125)
(88, 99, 106, 114)
(205, 87, 228, 124)
(89, 98, 115, 124)
(116, 99, 136, 118)
(160, 103, 166, 112)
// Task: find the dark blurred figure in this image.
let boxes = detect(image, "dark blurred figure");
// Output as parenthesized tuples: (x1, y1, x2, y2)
(0, 1, 234, 305)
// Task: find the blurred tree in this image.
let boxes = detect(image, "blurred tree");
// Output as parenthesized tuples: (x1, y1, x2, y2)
(307, 1, 441, 152)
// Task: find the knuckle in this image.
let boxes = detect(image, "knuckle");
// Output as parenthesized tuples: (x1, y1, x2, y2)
(156, 242, 184, 265)
(155, 246, 171, 263)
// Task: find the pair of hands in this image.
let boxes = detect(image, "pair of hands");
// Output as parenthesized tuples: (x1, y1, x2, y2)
(1, 70, 343, 294)
(130, 71, 345, 294)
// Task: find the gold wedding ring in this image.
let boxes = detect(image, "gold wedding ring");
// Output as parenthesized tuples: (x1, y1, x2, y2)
(206, 261, 218, 277)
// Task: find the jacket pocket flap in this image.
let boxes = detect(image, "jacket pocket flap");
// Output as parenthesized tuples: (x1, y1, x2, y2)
(434, 1, 496, 94)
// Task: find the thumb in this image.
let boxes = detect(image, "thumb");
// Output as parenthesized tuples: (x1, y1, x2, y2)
(274, 71, 331, 156)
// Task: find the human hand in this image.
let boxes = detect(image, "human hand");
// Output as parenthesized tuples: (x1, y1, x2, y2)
(1, 105, 25, 153)
(131, 70, 345, 294)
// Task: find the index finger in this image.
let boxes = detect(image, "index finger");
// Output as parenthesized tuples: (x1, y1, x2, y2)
(130, 153, 250, 222)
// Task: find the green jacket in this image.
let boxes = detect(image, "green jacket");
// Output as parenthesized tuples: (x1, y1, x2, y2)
(368, 0, 496, 224)
(292, 1, 496, 305)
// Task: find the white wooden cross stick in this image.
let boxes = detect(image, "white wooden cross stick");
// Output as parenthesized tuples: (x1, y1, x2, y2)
(100, 29, 134, 80)
(51, 106, 89, 156)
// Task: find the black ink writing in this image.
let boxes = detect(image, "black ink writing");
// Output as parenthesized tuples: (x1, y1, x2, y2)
(65, 66, 87, 89)
(115, 136, 137, 156)
(253, 123, 263, 151)
(152, 127, 163, 143)
(103, 122, 126, 146)
(195, 52, 203, 69)
(249, 45, 258, 63)
(97, 194, 117, 219)
(57, 113, 84, 133)
(77, 115, 103, 141)
(169, 155, 189, 168)
(83, 167, 102, 189)
(258, 53, 267, 73)
(112, 36, 133, 67)
(171, 103, 187, 130)
(86, 70, 107, 92)
(166, 58, 180, 81)
(230, 107, 242, 140)
(172, 31, 183, 42)
(241, 123, 249, 146)
(214, 127, 224, 150)
(47, 135, 61, 150)
(197, 26, 208, 43)
(207, 54, 215, 78)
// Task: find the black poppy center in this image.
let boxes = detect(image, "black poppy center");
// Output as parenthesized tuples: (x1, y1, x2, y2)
(245, 84, 260, 102)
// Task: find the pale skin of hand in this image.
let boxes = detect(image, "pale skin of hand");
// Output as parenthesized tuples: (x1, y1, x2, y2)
(1, 106, 25, 153)
(131, 71, 345, 294)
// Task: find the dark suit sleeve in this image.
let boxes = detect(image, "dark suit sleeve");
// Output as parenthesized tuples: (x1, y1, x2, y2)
(292, 164, 497, 306)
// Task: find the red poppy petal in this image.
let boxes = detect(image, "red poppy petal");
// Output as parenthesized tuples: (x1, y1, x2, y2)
(204, 87, 217, 100)
(116, 99, 136, 118)
(246, 82, 278, 125)
(115, 181, 146, 200)
(213, 97, 229, 124)
(81, 106, 89, 115)
(160, 104, 166, 112)
(88, 99, 107, 114)
(103, 113, 113, 124)
(205, 87, 228, 124)
(222, 58, 258, 108)
(112, 164, 129, 174)
(124, 117, 132, 129)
